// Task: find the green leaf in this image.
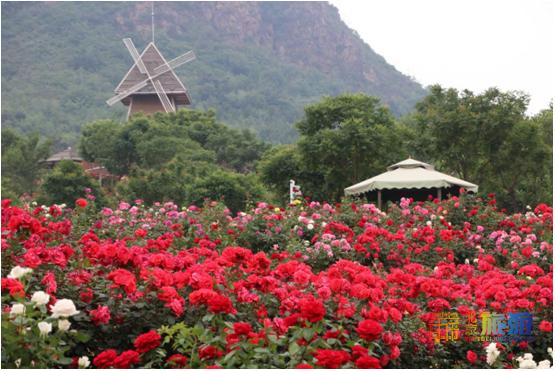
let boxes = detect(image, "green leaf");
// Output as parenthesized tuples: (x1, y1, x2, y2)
(303, 328, 314, 342)
(289, 341, 300, 356)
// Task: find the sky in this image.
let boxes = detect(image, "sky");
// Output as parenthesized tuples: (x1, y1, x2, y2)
(329, 0, 553, 115)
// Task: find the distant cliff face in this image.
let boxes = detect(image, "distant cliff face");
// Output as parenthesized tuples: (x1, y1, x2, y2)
(1, 1, 425, 145)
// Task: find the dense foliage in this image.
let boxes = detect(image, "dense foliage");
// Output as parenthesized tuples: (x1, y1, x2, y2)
(1, 2, 425, 146)
(79, 110, 268, 176)
(1, 129, 52, 198)
(408, 86, 553, 211)
(37, 161, 104, 208)
(78, 110, 268, 212)
(1, 193, 552, 368)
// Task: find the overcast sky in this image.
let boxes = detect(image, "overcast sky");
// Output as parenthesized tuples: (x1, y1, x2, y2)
(329, 0, 553, 114)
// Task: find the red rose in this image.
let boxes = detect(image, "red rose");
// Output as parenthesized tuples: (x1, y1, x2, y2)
(1, 278, 25, 298)
(134, 228, 147, 238)
(351, 345, 368, 360)
(299, 296, 326, 323)
(388, 308, 402, 323)
(296, 363, 314, 369)
(355, 355, 381, 369)
(206, 366, 223, 369)
(76, 198, 88, 208)
(134, 330, 161, 354)
(382, 332, 402, 347)
(233, 322, 253, 336)
(190, 289, 218, 306)
(389, 345, 401, 360)
(207, 294, 235, 314)
(539, 321, 552, 332)
(41, 272, 57, 294)
(167, 299, 184, 317)
(93, 349, 117, 368)
(199, 345, 223, 360)
(356, 319, 383, 341)
(90, 305, 111, 325)
(113, 350, 140, 368)
(107, 268, 137, 294)
(466, 350, 478, 364)
(167, 354, 188, 368)
(314, 349, 350, 368)
(80, 288, 94, 303)
(158, 286, 181, 303)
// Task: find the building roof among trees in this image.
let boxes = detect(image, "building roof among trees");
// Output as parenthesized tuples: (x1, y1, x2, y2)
(43, 147, 83, 164)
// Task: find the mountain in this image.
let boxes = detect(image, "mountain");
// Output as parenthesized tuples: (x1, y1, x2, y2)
(1, 1, 426, 146)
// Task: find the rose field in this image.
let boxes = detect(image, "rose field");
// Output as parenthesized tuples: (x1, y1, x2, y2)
(1, 193, 553, 369)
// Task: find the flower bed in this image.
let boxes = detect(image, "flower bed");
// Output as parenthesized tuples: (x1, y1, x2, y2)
(1, 194, 553, 368)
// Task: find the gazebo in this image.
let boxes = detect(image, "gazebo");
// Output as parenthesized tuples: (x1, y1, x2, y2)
(344, 158, 478, 208)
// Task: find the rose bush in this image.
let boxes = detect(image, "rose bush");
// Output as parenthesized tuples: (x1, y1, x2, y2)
(0, 194, 552, 368)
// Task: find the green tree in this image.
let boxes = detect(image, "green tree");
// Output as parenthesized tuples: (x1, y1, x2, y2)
(117, 157, 265, 212)
(409, 85, 551, 210)
(185, 169, 266, 213)
(257, 145, 304, 201)
(79, 119, 124, 173)
(79, 110, 268, 175)
(1, 129, 51, 196)
(493, 118, 552, 210)
(295, 94, 406, 200)
(38, 160, 102, 206)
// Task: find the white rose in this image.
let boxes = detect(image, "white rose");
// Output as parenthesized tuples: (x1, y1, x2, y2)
(537, 360, 551, 369)
(37, 321, 52, 337)
(31, 291, 50, 306)
(50, 299, 80, 318)
(78, 356, 90, 368)
(58, 319, 71, 331)
(307, 223, 314, 230)
(486, 342, 500, 366)
(519, 359, 537, 369)
(10, 303, 26, 316)
(7, 266, 33, 279)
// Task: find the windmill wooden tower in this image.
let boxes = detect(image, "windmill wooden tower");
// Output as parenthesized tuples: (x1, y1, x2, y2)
(106, 6, 195, 118)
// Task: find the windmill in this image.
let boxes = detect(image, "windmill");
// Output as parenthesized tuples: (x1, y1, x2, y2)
(106, 37, 195, 119)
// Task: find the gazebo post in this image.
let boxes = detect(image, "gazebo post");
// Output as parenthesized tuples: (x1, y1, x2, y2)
(377, 190, 382, 210)
(437, 188, 442, 201)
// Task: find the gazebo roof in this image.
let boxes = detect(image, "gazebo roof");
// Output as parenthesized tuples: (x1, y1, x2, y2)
(43, 147, 83, 163)
(344, 158, 478, 196)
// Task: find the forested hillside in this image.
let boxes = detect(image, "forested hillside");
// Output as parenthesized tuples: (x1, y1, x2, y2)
(1, 1, 425, 146)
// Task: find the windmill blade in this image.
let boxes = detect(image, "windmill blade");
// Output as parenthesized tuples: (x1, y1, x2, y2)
(106, 79, 149, 105)
(123, 38, 147, 75)
(153, 50, 196, 74)
(153, 79, 175, 113)
(107, 58, 188, 106)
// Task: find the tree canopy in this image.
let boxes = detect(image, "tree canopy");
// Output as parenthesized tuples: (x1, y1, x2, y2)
(261, 94, 406, 201)
(408, 85, 552, 210)
(1, 129, 52, 197)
